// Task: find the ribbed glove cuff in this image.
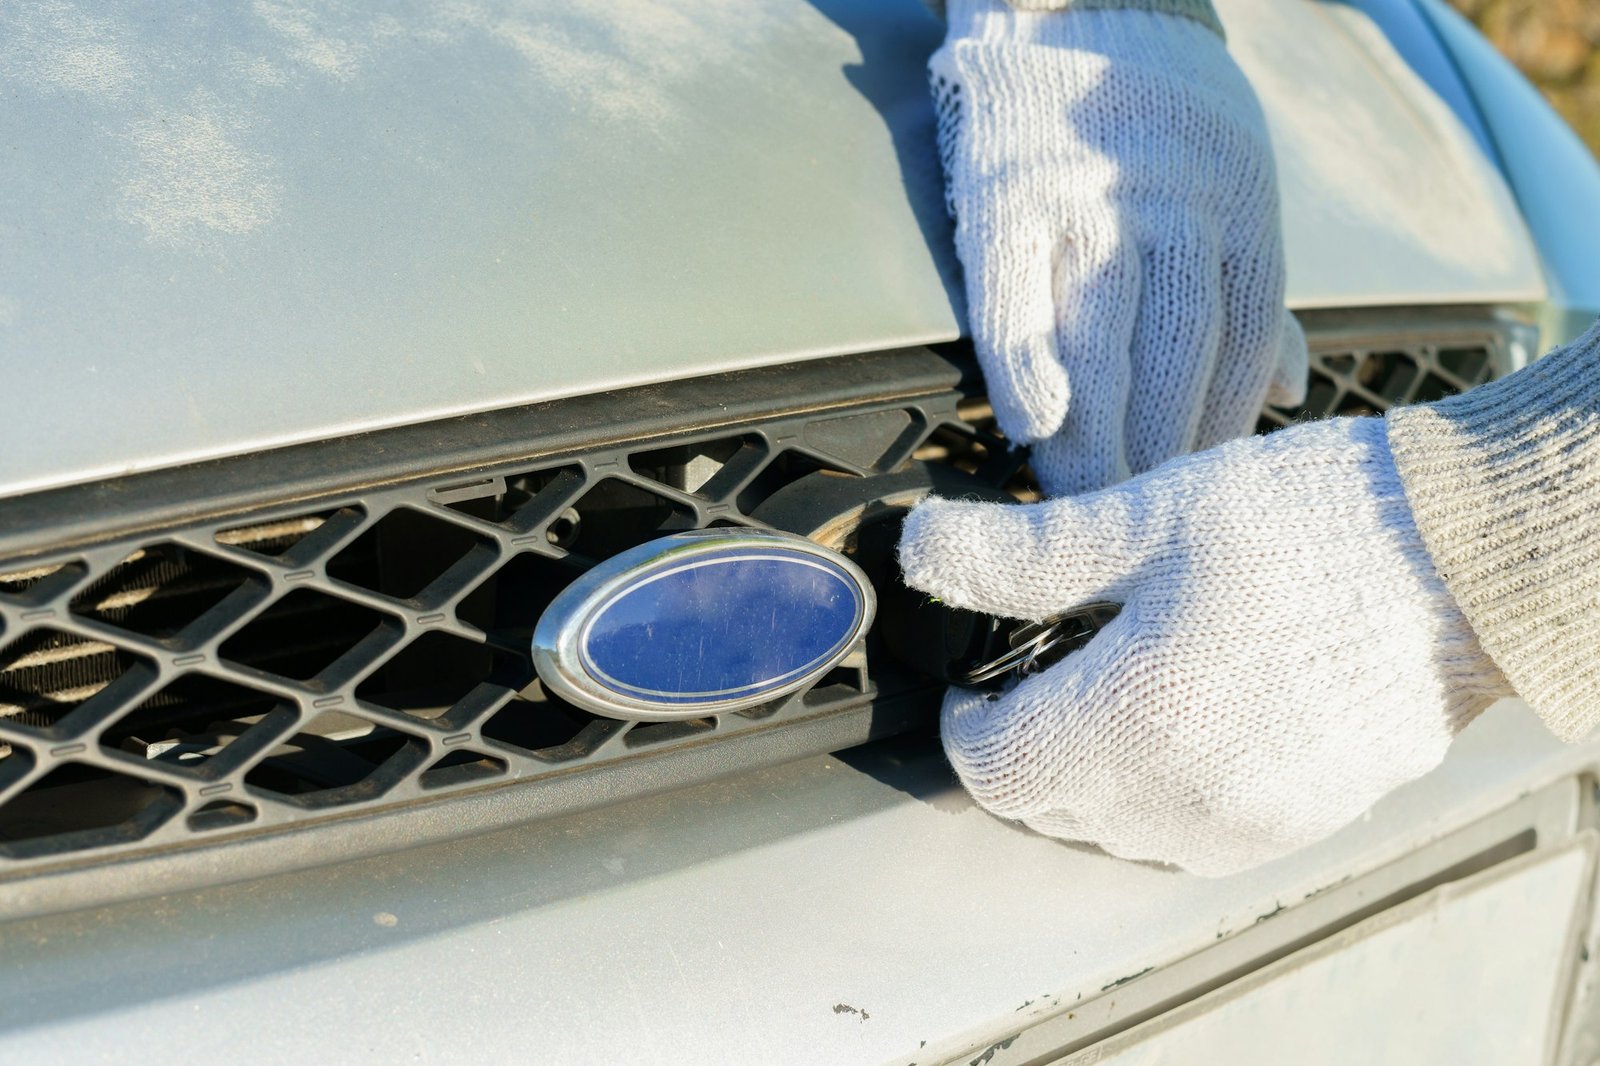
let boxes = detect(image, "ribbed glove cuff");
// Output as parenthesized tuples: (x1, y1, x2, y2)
(1387, 325, 1600, 742)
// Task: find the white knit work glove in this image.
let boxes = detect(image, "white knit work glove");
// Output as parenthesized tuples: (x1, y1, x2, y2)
(932, 1, 1308, 496)
(897, 417, 1511, 876)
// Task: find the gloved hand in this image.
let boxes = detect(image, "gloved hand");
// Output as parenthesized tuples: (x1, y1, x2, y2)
(932, 1, 1308, 496)
(897, 416, 1511, 876)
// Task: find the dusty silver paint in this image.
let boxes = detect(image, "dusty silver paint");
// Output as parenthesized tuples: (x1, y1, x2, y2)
(0, 0, 961, 498)
(1414, 0, 1600, 335)
(1219, 0, 1543, 310)
(1338, 0, 1497, 160)
(1074, 842, 1591, 1064)
(0, 701, 1588, 1064)
(0, 0, 1545, 500)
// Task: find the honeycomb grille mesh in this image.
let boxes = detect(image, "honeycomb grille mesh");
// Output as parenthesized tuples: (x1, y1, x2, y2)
(0, 391, 1021, 870)
(0, 312, 1522, 880)
(1259, 333, 1502, 431)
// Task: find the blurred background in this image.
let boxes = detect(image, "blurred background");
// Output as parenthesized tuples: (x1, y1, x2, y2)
(1449, 0, 1600, 155)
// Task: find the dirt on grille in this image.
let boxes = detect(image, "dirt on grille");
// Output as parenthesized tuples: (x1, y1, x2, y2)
(1450, 0, 1600, 156)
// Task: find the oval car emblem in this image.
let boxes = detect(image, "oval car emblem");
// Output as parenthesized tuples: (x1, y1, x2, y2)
(532, 530, 875, 721)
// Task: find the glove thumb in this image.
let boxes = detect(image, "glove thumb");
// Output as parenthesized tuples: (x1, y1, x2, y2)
(897, 489, 1150, 621)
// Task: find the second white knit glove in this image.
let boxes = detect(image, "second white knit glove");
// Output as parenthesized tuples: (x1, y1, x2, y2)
(933, 1, 1308, 496)
(897, 417, 1510, 876)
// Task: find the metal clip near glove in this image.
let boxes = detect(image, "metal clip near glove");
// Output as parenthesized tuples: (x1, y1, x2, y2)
(932, 0, 1308, 496)
(897, 416, 1511, 876)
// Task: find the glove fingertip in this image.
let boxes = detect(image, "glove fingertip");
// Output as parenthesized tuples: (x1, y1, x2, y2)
(1265, 312, 1310, 408)
(984, 358, 1070, 446)
(895, 496, 989, 598)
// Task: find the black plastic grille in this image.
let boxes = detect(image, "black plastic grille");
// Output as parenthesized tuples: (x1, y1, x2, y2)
(0, 309, 1529, 901)
(0, 381, 1014, 874)
(1259, 314, 1515, 431)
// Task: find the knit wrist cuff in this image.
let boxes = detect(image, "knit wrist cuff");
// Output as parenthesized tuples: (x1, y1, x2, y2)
(1387, 323, 1600, 742)
(1000, 0, 1224, 38)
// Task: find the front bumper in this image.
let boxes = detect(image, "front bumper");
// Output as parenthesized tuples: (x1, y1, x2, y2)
(0, 700, 1593, 1064)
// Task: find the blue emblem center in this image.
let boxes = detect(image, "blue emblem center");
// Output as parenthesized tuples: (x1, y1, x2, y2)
(578, 552, 863, 705)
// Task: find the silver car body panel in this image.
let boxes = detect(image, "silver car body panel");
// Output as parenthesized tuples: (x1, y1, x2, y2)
(0, 2, 1583, 1053)
(0, 700, 1592, 1064)
(0, 0, 1544, 500)
(1414, 0, 1600, 340)
(1340, 0, 1497, 160)
(1229, 0, 1541, 313)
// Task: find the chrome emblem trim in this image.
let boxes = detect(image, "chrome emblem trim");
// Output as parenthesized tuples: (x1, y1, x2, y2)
(532, 530, 876, 721)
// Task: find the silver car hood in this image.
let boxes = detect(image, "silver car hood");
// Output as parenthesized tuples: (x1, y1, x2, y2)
(0, 0, 1543, 499)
